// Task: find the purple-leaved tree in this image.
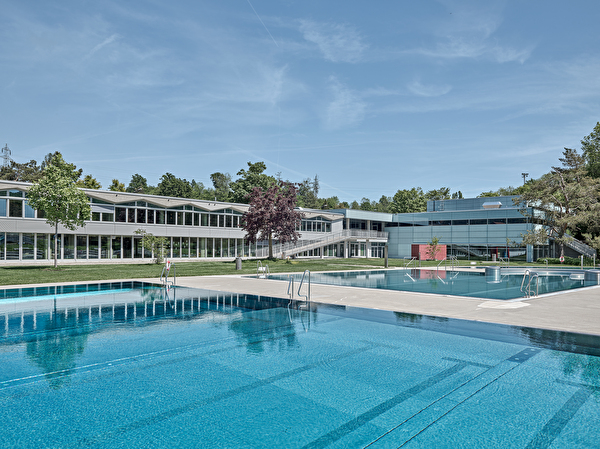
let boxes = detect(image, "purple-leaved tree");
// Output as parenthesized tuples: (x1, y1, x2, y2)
(243, 181, 304, 259)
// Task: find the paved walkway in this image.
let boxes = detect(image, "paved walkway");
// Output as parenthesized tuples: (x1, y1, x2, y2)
(174, 274, 600, 336)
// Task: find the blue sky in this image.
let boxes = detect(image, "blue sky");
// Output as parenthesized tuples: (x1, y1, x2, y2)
(2, 0, 599, 202)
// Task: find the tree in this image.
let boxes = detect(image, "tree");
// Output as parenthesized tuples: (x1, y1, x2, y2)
(425, 187, 450, 200)
(390, 188, 427, 213)
(0, 159, 43, 182)
(134, 229, 168, 264)
(478, 186, 523, 197)
(76, 174, 101, 189)
(155, 173, 192, 198)
(297, 178, 321, 208)
(230, 162, 276, 203)
(25, 154, 91, 268)
(427, 236, 440, 260)
(516, 148, 600, 258)
(210, 172, 232, 202)
(581, 122, 600, 178)
(359, 197, 373, 211)
(109, 179, 126, 192)
(126, 174, 150, 194)
(242, 181, 304, 259)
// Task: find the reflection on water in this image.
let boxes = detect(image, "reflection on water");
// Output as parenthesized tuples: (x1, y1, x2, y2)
(26, 307, 90, 390)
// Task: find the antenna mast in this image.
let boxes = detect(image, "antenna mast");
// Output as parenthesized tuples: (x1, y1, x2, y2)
(1, 144, 11, 167)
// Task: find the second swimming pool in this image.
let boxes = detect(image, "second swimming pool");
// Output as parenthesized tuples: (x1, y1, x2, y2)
(268, 268, 598, 300)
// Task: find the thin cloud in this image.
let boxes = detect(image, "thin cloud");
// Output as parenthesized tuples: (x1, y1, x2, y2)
(299, 20, 367, 63)
(84, 33, 120, 60)
(324, 77, 366, 129)
(408, 80, 452, 97)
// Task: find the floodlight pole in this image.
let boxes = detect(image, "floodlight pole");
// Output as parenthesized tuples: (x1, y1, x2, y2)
(521, 172, 529, 185)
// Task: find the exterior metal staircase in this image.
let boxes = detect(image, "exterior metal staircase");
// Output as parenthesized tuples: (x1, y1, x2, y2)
(255, 230, 388, 258)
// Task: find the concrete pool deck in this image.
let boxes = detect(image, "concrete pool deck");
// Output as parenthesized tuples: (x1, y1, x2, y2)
(173, 273, 600, 336)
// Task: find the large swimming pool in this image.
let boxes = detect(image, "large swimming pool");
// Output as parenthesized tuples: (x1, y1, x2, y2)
(1, 283, 599, 448)
(268, 268, 600, 300)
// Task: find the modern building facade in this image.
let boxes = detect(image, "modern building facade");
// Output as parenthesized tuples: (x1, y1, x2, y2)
(0, 180, 594, 264)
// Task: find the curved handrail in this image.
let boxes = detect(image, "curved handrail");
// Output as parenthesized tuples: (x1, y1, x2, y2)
(298, 270, 311, 301)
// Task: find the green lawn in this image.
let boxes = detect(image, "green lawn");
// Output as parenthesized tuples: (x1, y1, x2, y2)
(0, 258, 584, 286)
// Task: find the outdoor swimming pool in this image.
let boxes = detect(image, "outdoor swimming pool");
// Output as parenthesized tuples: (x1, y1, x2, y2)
(1, 283, 599, 448)
(269, 268, 600, 300)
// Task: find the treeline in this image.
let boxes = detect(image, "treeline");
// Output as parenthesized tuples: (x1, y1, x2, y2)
(2, 121, 599, 218)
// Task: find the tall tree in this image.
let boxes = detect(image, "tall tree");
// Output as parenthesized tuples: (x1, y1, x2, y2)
(126, 174, 149, 194)
(517, 148, 600, 257)
(297, 178, 321, 208)
(230, 162, 276, 203)
(76, 174, 101, 189)
(390, 188, 427, 213)
(108, 179, 126, 192)
(425, 187, 451, 200)
(581, 122, 600, 178)
(210, 172, 232, 202)
(155, 173, 192, 198)
(25, 154, 91, 268)
(243, 181, 304, 259)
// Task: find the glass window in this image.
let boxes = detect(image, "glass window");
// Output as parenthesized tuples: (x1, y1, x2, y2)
(225, 215, 232, 227)
(156, 210, 165, 224)
(490, 218, 507, 225)
(214, 238, 221, 257)
(172, 238, 180, 258)
(185, 212, 193, 226)
(102, 212, 114, 222)
(201, 214, 208, 226)
(147, 209, 154, 224)
(229, 239, 235, 257)
(89, 236, 99, 259)
(167, 211, 176, 225)
(0, 199, 6, 216)
(0, 232, 4, 259)
(63, 234, 75, 259)
(177, 212, 184, 226)
(77, 235, 87, 259)
(222, 239, 229, 257)
(193, 213, 200, 226)
(218, 215, 225, 227)
(92, 212, 101, 221)
(101, 236, 110, 258)
(115, 207, 126, 222)
(182, 238, 190, 258)
(470, 219, 487, 225)
(51, 234, 62, 260)
(127, 208, 135, 223)
(452, 219, 468, 226)
(507, 217, 527, 224)
(134, 238, 143, 258)
(22, 233, 35, 260)
(112, 237, 121, 258)
(210, 214, 218, 227)
(207, 238, 213, 257)
(199, 238, 207, 257)
(36, 234, 48, 259)
(8, 190, 23, 198)
(190, 238, 198, 257)
(6, 233, 19, 259)
(137, 209, 146, 224)
(24, 201, 35, 218)
(8, 200, 22, 218)
(123, 237, 132, 258)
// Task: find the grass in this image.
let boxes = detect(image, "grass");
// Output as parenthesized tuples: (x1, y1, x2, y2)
(0, 258, 590, 286)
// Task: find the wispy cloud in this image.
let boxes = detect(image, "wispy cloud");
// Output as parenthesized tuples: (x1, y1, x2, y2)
(324, 77, 366, 129)
(84, 33, 120, 60)
(407, 80, 452, 97)
(299, 20, 367, 63)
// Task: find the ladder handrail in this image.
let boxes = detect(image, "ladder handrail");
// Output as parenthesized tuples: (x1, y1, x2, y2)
(298, 270, 311, 301)
(257, 260, 270, 278)
(287, 275, 295, 299)
(160, 262, 176, 287)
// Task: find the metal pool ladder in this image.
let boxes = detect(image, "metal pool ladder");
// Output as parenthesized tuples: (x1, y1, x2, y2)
(298, 270, 311, 302)
(160, 261, 176, 288)
(520, 269, 539, 298)
(257, 261, 270, 278)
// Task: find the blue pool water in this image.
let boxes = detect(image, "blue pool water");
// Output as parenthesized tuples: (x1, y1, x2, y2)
(1, 284, 599, 448)
(268, 269, 595, 300)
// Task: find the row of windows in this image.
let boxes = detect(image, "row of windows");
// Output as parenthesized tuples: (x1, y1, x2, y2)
(0, 233, 268, 261)
(387, 217, 529, 227)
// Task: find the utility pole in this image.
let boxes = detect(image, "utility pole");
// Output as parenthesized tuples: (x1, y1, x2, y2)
(1, 144, 11, 167)
(521, 172, 529, 185)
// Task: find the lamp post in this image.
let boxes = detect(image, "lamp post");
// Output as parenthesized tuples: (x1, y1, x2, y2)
(521, 172, 529, 185)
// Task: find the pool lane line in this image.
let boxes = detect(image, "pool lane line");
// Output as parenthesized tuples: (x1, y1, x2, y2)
(72, 342, 380, 448)
(300, 361, 470, 449)
(525, 387, 592, 449)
